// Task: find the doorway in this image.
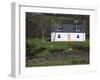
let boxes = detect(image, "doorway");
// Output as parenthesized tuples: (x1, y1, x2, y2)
(67, 34, 71, 41)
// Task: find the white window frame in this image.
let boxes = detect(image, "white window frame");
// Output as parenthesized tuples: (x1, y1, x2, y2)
(11, 2, 96, 78)
(76, 27, 80, 32)
(77, 34, 80, 38)
(57, 26, 62, 31)
(58, 34, 61, 38)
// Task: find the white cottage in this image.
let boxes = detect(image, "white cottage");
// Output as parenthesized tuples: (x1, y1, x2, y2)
(51, 21, 85, 42)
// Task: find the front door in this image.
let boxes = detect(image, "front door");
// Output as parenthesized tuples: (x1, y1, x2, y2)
(67, 34, 71, 41)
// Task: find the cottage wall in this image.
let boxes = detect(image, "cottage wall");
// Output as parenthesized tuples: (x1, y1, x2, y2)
(51, 32, 85, 41)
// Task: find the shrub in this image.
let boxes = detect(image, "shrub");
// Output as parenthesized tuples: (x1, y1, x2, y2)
(26, 41, 36, 49)
(45, 38, 51, 41)
(34, 47, 47, 53)
(26, 41, 47, 59)
(50, 48, 64, 53)
(49, 48, 65, 58)
(26, 41, 37, 59)
(70, 42, 89, 52)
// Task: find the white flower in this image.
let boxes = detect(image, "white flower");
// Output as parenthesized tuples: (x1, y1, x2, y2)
(69, 48, 72, 51)
(50, 45, 53, 48)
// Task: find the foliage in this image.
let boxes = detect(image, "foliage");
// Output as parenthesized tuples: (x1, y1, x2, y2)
(71, 59, 89, 64)
(26, 41, 47, 59)
(50, 48, 65, 53)
(26, 57, 89, 67)
(26, 12, 89, 40)
(69, 41, 89, 52)
(26, 38, 89, 67)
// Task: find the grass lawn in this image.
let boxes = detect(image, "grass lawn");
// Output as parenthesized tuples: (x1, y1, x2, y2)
(27, 38, 70, 49)
(26, 38, 89, 67)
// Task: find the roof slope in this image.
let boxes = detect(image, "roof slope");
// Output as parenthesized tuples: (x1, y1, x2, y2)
(51, 23, 85, 33)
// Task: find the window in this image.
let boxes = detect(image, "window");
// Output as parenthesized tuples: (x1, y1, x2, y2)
(58, 34, 61, 38)
(76, 27, 80, 32)
(77, 35, 79, 38)
(58, 27, 61, 30)
(57, 26, 62, 31)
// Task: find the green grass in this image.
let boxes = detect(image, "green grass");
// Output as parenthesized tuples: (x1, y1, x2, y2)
(27, 38, 70, 49)
(26, 38, 70, 56)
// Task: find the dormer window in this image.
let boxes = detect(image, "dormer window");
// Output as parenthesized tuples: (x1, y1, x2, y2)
(76, 27, 80, 32)
(57, 26, 62, 31)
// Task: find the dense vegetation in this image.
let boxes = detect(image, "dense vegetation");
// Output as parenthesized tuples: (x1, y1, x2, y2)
(26, 38, 89, 67)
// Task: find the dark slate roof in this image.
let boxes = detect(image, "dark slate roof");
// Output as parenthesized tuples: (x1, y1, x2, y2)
(51, 23, 85, 33)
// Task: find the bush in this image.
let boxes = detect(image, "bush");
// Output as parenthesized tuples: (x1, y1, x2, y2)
(26, 41, 37, 59)
(45, 38, 51, 41)
(50, 48, 65, 53)
(26, 41, 36, 49)
(26, 41, 47, 59)
(49, 48, 65, 58)
(34, 47, 47, 54)
(70, 42, 89, 52)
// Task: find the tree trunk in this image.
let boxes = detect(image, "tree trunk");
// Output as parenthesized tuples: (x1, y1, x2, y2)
(40, 20, 45, 42)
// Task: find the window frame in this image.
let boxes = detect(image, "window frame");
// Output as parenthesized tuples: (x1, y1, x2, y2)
(76, 27, 80, 32)
(58, 34, 61, 38)
(57, 26, 62, 31)
(77, 34, 80, 38)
